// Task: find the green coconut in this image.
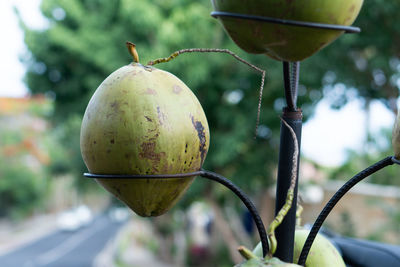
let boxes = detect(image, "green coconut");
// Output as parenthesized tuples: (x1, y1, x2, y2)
(80, 43, 210, 217)
(293, 229, 345, 267)
(252, 229, 345, 266)
(211, 0, 364, 61)
(236, 246, 301, 267)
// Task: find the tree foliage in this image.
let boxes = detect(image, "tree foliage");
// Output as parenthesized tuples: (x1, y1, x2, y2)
(304, 0, 400, 111)
(18, 0, 399, 200)
(18, 0, 299, 193)
(16, 1, 400, 265)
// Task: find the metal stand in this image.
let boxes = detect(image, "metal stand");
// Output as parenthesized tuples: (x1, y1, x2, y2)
(81, 11, 400, 266)
(273, 62, 302, 262)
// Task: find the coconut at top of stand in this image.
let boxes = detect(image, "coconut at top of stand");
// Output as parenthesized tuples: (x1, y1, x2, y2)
(211, 0, 364, 61)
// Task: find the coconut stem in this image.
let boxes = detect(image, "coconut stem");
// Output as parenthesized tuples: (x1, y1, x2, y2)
(126, 41, 139, 63)
(267, 118, 299, 256)
(296, 204, 304, 227)
(147, 48, 266, 137)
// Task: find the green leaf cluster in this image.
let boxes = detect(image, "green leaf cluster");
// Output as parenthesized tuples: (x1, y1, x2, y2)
(18, 0, 400, 198)
(18, 0, 299, 194)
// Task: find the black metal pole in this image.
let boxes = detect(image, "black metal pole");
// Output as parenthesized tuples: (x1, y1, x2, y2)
(274, 62, 302, 262)
(274, 108, 302, 262)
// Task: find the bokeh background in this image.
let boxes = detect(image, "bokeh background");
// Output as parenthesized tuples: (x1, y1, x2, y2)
(1, 0, 400, 266)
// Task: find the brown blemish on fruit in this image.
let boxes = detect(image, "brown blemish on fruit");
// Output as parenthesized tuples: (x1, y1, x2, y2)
(148, 131, 160, 141)
(128, 70, 137, 76)
(151, 165, 160, 173)
(349, 4, 355, 13)
(110, 101, 119, 110)
(146, 88, 157, 95)
(144, 115, 152, 122)
(110, 139, 115, 144)
(161, 163, 169, 173)
(173, 85, 182, 94)
(139, 142, 165, 161)
(191, 116, 207, 164)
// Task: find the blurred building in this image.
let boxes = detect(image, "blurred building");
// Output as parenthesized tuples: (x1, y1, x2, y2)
(260, 160, 400, 244)
(0, 95, 51, 168)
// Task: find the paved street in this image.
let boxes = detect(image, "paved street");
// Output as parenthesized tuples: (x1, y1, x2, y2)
(0, 213, 126, 267)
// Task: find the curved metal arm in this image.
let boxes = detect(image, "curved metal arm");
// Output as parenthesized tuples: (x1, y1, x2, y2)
(197, 170, 269, 257)
(297, 156, 395, 265)
(84, 169, 269, 257)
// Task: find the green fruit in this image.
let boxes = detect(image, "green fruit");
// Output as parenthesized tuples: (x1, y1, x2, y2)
(293, 229, 345, 267)
(80, 55, 210, 217)
(211, 0, 364, 61)
(392, 109, 400, 159)
(252, 229, 345, 266)
(236, 246, 301, 267)
(236, 258, 300, 267)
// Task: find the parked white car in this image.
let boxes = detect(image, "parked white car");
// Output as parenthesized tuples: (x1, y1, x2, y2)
(57, 205, 93, 231)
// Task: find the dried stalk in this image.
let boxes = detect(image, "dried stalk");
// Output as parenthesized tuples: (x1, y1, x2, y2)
(147, 48, 266, 137)
(267, 118, 299, 256)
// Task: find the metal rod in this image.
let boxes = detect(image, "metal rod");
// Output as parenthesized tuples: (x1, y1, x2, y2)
(290, 62, 300, 108)
(84, 169, 270, 257)
(210, 11, 361, 33)
(283, 62, 295, 111)
(297, 156, 395, 265)
(274, 108, 302, 262)
(283, 61, 301, 111)
(198, 170, 269, 257)
(84, 171, 202, 179)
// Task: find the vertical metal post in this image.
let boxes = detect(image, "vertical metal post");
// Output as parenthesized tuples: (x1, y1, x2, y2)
(274, 62, 302, 262)
(274, 108, 302, 262)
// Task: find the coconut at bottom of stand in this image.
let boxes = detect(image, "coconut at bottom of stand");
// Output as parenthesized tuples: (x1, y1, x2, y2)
(251, 229, 345, 267)
(80, 50, 210, 217)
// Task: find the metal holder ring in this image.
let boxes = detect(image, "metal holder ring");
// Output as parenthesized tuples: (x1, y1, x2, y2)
(391, 156, 400, 165)
(211, 11, 361, 33)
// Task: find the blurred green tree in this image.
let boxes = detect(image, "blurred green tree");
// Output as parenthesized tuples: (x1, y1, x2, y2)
(17, 0, 400, 264)
(0, 153, 46, 219)
(18, 0, 400, 191)
(305, 0, 400, 112)
(17, 0, 299, 194)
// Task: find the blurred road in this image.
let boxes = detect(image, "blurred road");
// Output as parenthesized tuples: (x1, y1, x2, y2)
(0, 213, 126, 267)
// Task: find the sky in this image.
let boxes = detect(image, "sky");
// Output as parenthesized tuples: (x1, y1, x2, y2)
(0, 0, 47, 98)
(0, 0, 396, 167)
